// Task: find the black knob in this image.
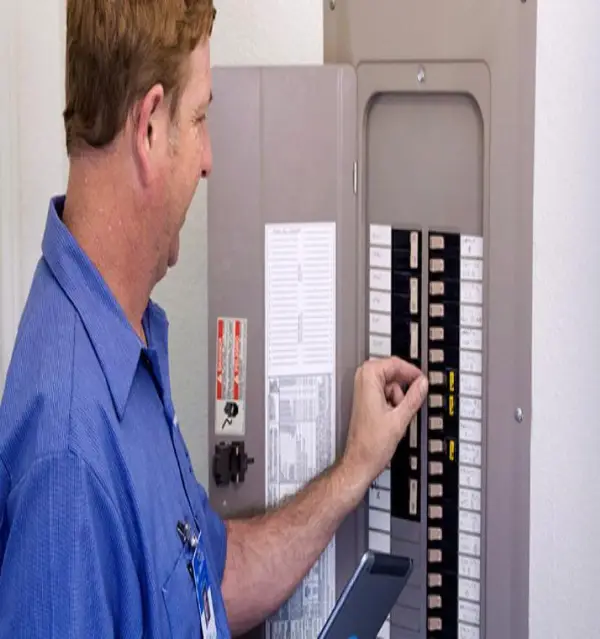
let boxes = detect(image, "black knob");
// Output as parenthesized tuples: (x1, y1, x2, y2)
(212, 443, 231, 486)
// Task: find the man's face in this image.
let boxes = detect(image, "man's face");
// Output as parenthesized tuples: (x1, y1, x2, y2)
(142, 40, 213, 281)
(164, 42, 213, 269)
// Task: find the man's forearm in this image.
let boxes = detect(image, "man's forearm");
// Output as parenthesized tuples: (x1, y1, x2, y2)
(220, 459, 368, 636)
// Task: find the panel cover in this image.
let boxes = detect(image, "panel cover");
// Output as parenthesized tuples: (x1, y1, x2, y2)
(206, 65, 358, 638)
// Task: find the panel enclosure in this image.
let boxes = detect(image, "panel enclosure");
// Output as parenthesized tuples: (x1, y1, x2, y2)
(207, 2, 536, 636)
(206, 66, 359, 638)
(325, 2, 536, 639)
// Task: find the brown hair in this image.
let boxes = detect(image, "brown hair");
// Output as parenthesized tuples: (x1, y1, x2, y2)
(64, 0, 216, 155)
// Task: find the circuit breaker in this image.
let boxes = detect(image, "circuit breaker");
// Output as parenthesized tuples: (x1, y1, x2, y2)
(206, 1, 535, 638)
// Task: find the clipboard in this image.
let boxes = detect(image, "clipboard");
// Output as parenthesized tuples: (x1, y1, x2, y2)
(317, 551, 413, 639)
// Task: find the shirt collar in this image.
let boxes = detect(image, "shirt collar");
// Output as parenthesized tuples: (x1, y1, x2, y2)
(41, 195, 168, 420)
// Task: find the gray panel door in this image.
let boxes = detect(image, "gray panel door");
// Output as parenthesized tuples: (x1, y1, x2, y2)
(206, 65, 360, 638)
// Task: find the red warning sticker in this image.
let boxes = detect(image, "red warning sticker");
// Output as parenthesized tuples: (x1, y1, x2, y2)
(215, 317, 247, 435)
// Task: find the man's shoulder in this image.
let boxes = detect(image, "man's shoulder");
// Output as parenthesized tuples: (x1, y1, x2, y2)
(0, 260, 110, 488)
(1, 259, 77, 431)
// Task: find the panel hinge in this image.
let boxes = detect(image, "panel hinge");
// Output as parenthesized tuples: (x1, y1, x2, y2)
(353, 161, 358, 195)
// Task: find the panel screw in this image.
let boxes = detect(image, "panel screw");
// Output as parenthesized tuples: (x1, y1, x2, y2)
(515, 408, 524, 423)
(329, 0, 336, 9)
(417, 66, 426, 84)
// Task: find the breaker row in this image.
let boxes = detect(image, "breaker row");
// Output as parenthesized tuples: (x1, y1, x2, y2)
(426, 232, 484, 639)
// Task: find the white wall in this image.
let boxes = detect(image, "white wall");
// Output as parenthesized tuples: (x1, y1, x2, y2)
(0, 0, 68, 379)
(0, 1, 19, 378)
(529, 1, 600, 637)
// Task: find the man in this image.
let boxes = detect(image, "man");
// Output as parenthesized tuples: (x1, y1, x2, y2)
(0, 1, 428, 637)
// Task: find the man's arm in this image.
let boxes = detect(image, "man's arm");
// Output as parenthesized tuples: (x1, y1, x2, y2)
(221, 460, 365, 635)
(220, 357, 429, 636)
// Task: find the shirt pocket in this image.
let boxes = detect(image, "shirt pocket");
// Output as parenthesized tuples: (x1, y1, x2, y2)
(161, 544, 202, 639)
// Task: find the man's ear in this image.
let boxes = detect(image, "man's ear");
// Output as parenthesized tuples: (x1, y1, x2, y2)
(133, 84, 165, 186)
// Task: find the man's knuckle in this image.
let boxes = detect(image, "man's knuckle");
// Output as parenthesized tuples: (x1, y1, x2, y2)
(364, 358, 379, 375)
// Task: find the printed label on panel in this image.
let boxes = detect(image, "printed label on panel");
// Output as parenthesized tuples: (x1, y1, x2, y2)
(214, 317, 247, 436)
(264, 223, 336, 639)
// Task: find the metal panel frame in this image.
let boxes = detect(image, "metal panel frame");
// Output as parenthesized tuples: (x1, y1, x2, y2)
(207, 0, 537, 632)
(325, 2, 537, 637)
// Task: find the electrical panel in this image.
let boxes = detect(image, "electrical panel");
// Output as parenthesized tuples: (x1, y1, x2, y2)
(206, 2, 536, 638)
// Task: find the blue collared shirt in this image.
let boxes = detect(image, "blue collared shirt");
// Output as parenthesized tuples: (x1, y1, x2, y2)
(0, 196, 231, 638)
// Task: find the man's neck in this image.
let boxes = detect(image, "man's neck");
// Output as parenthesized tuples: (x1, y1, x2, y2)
(62, 157, 156, 343)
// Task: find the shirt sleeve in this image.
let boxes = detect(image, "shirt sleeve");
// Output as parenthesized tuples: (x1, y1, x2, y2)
(196, 482, 228, 584)
(0, 450, 142, 639)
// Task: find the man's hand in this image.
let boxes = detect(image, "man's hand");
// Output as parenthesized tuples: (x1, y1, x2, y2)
(341, 356, 428, 489)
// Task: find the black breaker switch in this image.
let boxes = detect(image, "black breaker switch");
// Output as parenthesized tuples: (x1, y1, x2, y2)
(212, 441, 255, 487)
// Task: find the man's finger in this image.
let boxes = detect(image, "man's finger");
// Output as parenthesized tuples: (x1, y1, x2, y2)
(385, 382, 405, 407)
(371, 356, 423, 387)
(390, 375, 429, 429)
